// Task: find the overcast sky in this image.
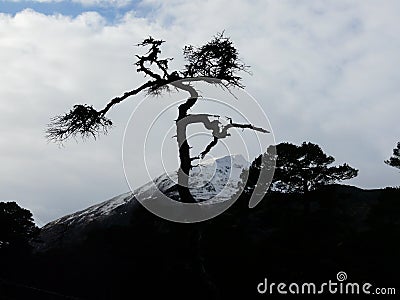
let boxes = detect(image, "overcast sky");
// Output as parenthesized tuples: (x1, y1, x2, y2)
(1, 0, 399, 226)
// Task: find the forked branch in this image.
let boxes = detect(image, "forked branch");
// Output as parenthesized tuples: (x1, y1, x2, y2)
(177, 114, 269, 161)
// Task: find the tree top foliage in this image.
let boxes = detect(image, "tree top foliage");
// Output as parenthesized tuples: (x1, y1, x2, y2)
(182, 32, 249, 88)
(0, 201, 38, 252)
(246, 142, 358, 194)
(385, 142, 400, 170)
(46, 32, 248, 143)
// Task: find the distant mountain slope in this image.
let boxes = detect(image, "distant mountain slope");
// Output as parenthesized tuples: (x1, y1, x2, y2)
(35, 154, 249, 251)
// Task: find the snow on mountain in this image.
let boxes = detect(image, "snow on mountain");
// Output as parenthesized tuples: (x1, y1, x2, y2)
(48, 192, 135, 227)
(136, 154, 249, 203)
(36, 154, 249, 251)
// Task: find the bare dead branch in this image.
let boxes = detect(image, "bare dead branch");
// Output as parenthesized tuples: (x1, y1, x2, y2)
(134, 36, 175, 90)
(99, 80, 156, 115)
(200, 136, 219, 158)
(220, 117, 270, 138)
(177, 113, 269, 161)
(135, 55, 163, 81)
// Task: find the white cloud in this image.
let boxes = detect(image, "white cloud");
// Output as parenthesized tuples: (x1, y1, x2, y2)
(73, 0, 131, 7)
(1, 0, 400, 224)
(1, 0, 132, 7)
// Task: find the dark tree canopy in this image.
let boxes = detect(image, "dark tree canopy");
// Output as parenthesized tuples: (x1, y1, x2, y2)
(182, 32, 249, 88)
(248, 142, 358, 194)
(0, 201, 38, 254)
(385, 142, 400, 171)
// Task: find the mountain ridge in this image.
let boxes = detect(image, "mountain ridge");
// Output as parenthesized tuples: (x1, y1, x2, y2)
(36, 154, 249, 251)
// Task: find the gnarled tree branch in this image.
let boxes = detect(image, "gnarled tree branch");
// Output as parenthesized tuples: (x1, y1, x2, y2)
(178, 114, 269, 160)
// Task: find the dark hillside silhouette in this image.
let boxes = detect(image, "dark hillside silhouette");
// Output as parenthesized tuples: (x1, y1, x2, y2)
(10, 185, 398, 299)
(1, 173, 399, 298)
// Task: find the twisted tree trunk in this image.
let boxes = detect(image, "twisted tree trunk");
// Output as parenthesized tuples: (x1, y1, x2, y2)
(173, 81, 199, 203)
(176, 102, 197, 203)
(172, 79, 269, 203)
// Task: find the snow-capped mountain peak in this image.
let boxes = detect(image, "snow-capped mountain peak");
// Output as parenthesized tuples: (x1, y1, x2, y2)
(135, 154, 249, 202)
(37, 154, 249, 251)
